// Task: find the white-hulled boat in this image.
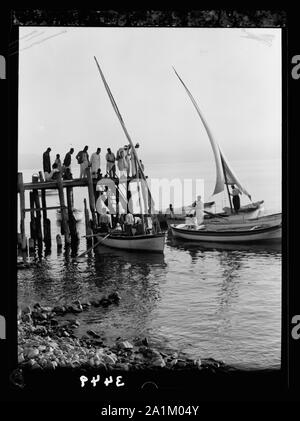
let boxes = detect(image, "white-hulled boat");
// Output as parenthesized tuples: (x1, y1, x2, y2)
(93, 57, 165, 254)
(173, 68, 279, 226)
(56, 208, 83, 222)
(164, 207, 281, 229)
(170, 223, 281, 243)
(95, 232, 165, 253)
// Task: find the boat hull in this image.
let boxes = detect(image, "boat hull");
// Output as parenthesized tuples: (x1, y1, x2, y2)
(170, 223, 281, 243)
(223, 200, 264, 214)
(205, 213, 281, 230)
(96, 233, 165, 253)
(165, 212, 281, 227)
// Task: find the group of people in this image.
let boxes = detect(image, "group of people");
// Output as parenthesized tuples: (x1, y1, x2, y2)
(42, 143, 145, 182)
(165, 185, 242, 227)
(96, 209, 148, 236)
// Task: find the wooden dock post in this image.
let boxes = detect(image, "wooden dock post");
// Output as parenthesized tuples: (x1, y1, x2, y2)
(116, 179, 120, 218)
(86, 167, 98, 229)
(32, 189, 43, 244)
(66, 186, 78, 243)
(41, 189, 51, 250)
(29, 191, 36, 242)
(57, 173, 71, 245)
(18, 173, 26, 246)
(84, 198, 93, 247)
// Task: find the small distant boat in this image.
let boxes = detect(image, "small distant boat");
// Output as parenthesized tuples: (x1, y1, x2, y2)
(56, 208, 83, 222)
(170, 223, 281, 243)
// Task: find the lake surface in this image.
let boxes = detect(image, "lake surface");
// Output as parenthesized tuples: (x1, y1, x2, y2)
(17, 159, 282, 369)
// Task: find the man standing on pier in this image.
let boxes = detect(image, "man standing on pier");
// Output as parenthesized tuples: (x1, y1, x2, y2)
(76, 146, 90, 178)
(63, 147, 74, 173)
(106, 148, 116, 178)
(43, 147, 51, 181)
(90, 147, 101, 179)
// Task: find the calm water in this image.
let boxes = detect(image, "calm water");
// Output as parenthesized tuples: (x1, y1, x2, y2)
(18, 159, 281, 369)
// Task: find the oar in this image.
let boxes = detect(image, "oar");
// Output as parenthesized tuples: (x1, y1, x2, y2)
(77, 229, 116, 258)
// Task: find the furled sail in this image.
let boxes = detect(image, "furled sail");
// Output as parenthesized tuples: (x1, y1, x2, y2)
(173, 67, 251, 200)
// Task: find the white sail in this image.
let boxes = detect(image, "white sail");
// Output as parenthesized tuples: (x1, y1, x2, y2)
(173, 67, 224, 195)
(173, 67, 251, 199)
(219, 146, 251, 199)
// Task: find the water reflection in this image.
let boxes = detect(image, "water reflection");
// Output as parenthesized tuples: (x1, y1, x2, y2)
(216, 251, 242, 316)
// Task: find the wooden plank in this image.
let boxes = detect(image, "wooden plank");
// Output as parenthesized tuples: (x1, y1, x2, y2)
(24, 205, 66, 212)
(23, 178, 89, 190)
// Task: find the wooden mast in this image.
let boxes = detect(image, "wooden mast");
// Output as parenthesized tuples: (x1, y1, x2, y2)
(94, 56, 159, 232)
(221, 156, 233, 213)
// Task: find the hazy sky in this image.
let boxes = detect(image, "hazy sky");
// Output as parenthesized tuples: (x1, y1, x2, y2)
(18, 27, 281, 165)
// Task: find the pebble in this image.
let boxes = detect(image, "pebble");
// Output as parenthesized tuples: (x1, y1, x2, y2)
(17, 301, 227, 372)
(87, 330, 101, 339)
(90, 300, 100, 307)
(103, 354, 118, 365)
(194, 358, 202, 368)
(22, 314, 33, 324)
(99, 298, 112, 307)
(115, 363, 129, 371)
(18, 353, 25, 363)
(49, 361, 58, 370)
(108, 292, 121, 303)
(152, 357, 166, 368)
(118, 341, 134, 350)
(22, 305, 31, 315)
(24, 348, 39, 359)
(38, 345, 47, 352)
(53, 306, 65, 314)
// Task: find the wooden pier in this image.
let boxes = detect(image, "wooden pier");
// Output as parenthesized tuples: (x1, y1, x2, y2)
(17, 167, 139, 254)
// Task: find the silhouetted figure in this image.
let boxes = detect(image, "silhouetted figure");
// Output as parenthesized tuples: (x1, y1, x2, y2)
(231, 185, 242, 214)
(43, 147, 51, 181)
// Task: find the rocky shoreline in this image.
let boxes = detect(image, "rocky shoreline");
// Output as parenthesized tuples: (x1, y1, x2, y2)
(18, 295, 233, 373)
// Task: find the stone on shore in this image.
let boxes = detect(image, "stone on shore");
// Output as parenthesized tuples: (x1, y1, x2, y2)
(87, 330, 101, 339)
(22, 305, 31, 315)
(24, 348, 39, 359)
(108, 292, 121, 303)
(117, 341, 134, 350)
(152, 357, 166, 368)
(17, 301, 230, 372)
